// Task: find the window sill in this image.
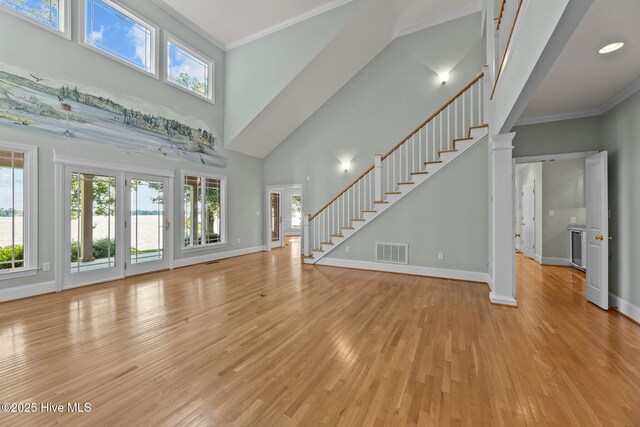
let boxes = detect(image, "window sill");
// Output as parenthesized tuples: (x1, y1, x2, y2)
(181, 242, 228, 253)
(0, 267, 39, 280)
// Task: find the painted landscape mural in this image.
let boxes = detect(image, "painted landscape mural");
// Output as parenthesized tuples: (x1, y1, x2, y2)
(0, 66, 225, 166)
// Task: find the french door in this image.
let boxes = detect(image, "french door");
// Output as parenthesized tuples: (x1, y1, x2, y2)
(270, 189, 283, 248)
(61, 165, 171, 289)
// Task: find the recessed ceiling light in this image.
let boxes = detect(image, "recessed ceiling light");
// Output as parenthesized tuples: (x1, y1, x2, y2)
(598, 42, 624, 54)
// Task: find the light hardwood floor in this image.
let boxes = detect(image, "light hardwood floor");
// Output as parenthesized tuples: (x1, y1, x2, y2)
(0, 242, 639, 426)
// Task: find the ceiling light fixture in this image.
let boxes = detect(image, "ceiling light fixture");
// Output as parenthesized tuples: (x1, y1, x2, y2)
(598, 42, 624, 54)
(438, 71, 450, 85)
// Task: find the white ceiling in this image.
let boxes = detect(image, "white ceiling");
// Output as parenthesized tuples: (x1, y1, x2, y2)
(156, 0, 481, 50)
(519, 0, 640, 122)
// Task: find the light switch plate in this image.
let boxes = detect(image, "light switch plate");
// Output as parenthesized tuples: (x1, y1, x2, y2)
(549, 210, 555, 217)
(570, 217, 577, 223)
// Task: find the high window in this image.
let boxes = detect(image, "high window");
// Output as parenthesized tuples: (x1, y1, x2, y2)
(81, 0, 157, 76)
(166, 33, 214, 102)
(182, 172, 226, 249)
(0, 0, 68, 37)
(0, 142, 37, 278)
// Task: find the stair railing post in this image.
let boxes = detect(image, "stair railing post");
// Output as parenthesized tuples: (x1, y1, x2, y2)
(374, 154, 382, 201)
(303, 214, 310, 256)
(482, 65, 490, 124)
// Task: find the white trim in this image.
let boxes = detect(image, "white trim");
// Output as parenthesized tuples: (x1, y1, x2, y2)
(541, 257, 571, 266)
(487, 274, 494, 291)
(492, 0, 530, 99)
(265, 184, 304, 253)
(173, 246, 265, 268)
(489, 291, 518, 306)
(0, 0, 70, 40)
(516, 76, 640, 126)
(514, 151, 598, 164)
(79, 0, 160, 79)
(393, 4, 482, 39)
(164, 31, 215, 103)
(317, 258, 491, 284)
(0, 141, 38, 278)
(609, 293, 640, 324)
(53, 149, 174, 177)
(180, 170, 227, 251)
(226, 0, 354, 50)
(534, 254, 542, 264)
(0, 281, 56, 303)
(151, 0, 226, 51)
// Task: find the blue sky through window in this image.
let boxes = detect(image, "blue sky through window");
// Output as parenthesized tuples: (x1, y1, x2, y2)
(85, 0, 152, 72)
(0, 0, 60, 30)
(167, 41, 209, 97)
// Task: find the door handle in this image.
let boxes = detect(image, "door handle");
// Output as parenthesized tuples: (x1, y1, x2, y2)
(164, 219, 171, 230)
(595, 234, 604, 241)
(515, 233, 521, 238)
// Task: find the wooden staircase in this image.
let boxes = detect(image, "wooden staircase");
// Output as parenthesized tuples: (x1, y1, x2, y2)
(303, 71, 490, 264)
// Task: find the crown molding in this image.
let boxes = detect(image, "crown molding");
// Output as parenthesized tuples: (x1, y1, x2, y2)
(152, 0, 226, 51)
(515, 75, 640, 127)
(393, 3, 482, 39)
(226, 0, 354, 50)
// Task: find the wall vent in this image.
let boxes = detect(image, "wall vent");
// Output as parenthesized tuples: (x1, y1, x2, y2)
(375, 242, 408, 264)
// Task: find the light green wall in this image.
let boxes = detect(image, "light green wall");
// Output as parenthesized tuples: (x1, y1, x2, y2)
(515, 163, 542, 258)
(329, 139, 489, 272)
(263, 13, 486, 213)
(224, 0, 364, 145)
(602, 90, 640, 307)
(0, 0, 264, 290)
(512, 116, 602, 157)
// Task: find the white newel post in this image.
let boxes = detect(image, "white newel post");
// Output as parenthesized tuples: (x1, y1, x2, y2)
(303, 214, 310, 256)
(490, 133, 517, 306)
(374, 154, 382, 201)
(482, 65, 490, 122)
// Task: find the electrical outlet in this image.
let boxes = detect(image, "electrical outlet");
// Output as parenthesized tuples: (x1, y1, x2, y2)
(549, 210, 555, 217)
(438, 252, 444, 260)
(42, 263, 50, 272)
(345, 246, 350, 253)
(570, 217, 577, 224)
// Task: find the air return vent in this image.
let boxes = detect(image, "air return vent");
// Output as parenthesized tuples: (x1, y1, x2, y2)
(375, 242, 408, 264)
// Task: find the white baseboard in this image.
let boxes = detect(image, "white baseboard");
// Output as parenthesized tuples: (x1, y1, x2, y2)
(173, 246, 265, 268)
(609, 293, 640, 324)
(541, 257, 572, 266)
(318, 258, 490, 284)
(486, 274, 494, 291)
(534, 254, 542, 264)
(489, 291, 518, 307)
(0, 280, 56, 303)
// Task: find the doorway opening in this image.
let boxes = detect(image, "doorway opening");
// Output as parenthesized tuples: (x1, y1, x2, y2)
(513, 151, 609, 309)
(265, 184, 303, 253)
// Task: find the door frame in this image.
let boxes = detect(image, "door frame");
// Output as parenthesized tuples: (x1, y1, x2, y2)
(264, 184, 303, 253)
(512, 150, 600, 300)
(520, 182, 536, 260)
(53, 149, 174, 291)
(124, 172, 173, 277)
(269, 189, 284, 249)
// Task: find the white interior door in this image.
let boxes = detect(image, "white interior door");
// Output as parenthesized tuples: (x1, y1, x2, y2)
(125, 174, 171, 276)
(63, 166, 124, 289)
(270, 190, 283, 248)
(586, 151, 609, 310)
(521, 183, 535, 260)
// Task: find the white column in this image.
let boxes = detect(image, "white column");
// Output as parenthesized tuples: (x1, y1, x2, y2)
(490, 133, 517, 306)
(374, 154, 382, 201)
(303, 214, 310, 256)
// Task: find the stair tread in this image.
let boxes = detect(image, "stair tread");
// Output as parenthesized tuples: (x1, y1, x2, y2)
(302, 255, 314, 259)
(398, 182, 415, 185)
(411, 172, 429, 175)
(330, 234, 344, 237)
(374, 200, 389, 204)
(385, 192, 401, 195)
(341, 226, 355, 229)
(321, 241, 333, 245)
(438, 149, 457, 154)
(453, 137, 474, 142)
(424, 161, 443, 164)
(362, 210, 377, 213)
(312, 248, 324, 252)
(351, 218, 365, 221)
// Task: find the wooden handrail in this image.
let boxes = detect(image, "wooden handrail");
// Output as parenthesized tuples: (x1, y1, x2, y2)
(496, 0, 507, 30)
(309, 165, 374, 220)
(381, 72, 484, 160)
(491, 0, 524, 100)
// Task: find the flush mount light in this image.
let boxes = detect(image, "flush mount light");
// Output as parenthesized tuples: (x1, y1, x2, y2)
(438, 71, 450, 85)
(341, 160, 351, 172)
(598, 42, 624, 54)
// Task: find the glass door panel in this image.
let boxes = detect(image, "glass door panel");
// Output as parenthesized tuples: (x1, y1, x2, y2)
(126, 174, 169, 275)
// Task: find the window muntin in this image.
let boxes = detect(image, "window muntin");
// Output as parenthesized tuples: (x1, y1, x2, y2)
(83, 0, 156, 74)
(0, 0, 67, 35)
(166, 34, 214, 101)
(183, 174, 224, 248)
(0, 150, 24, 270)
(291, 195, 301, 228)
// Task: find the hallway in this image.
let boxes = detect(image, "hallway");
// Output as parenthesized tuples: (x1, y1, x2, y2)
(0, 243, 638, 425)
